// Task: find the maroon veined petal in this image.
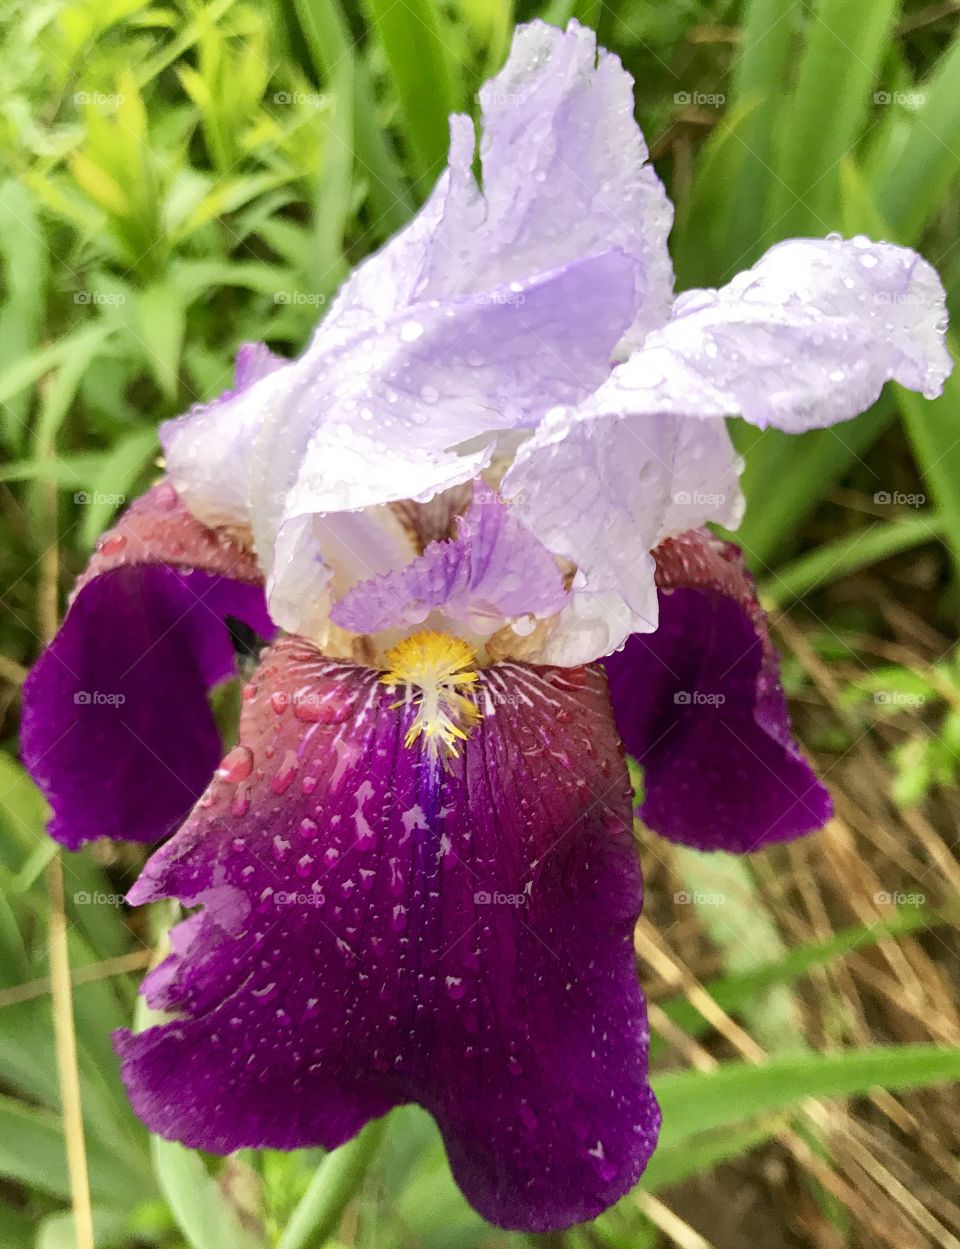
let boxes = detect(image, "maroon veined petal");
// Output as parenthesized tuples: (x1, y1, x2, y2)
(603, 528, 832, 852)
(20, 483, 275, 849)
(114, 639, 658, 1231)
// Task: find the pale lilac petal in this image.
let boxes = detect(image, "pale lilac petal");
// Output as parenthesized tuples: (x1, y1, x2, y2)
(316, 23, 674, 352)
(330, 486, 568, 635)
(116, 639, 658, 1231)
(160, 343, 287, 529)
(250, 251, 637, 640)
(503, 410, 743, 665)
(594, 235, 951, 433)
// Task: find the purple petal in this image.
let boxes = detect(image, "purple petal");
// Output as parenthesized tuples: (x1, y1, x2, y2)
(20, 484, 275, 848)
(115, 639, 658, 1231)
(603, 530, 831, 852)
(330, 485, 568, 635)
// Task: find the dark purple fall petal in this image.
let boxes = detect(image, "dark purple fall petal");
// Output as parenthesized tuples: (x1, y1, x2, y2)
(603, 529, 832, 852)
(115, 640, 658, 1231)
(20, 484, 274, 849)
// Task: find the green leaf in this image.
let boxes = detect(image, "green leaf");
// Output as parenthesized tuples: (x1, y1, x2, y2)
(722, 0, 798, 267)
(763, 515, 946, 606)
(291, 0, 412, 235)
(136, 279, 186, 400)
(653, 906, 945, 1052)
(873, 31, 960, 242)
(653, 1045, 960, 1145)
(770, 0, 899, 238)
(152, 1137, 266, 1249)
(77, 427, 157, 550)
(361, 0, 458, 181)
(897, 352, 960, 581)
(0, 180, 48, 450)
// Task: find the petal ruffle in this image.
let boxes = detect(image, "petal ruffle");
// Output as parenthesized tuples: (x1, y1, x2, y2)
(317, 20, 674, 353)
(115, 639, 658, 1230)
(589, 234, 951, 434)
(330, 484, 568, 637)
(603, 529, 831, 852)
(20, 484, 275, 848)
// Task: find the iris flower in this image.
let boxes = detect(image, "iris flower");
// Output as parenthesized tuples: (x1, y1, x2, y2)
(22, 19, 950, 1233)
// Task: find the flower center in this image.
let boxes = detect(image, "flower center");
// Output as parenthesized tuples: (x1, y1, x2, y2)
(380, 630, 481, 760)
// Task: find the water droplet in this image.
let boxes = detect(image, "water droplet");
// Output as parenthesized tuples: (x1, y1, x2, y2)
(218, 744, 254, 783)
(271, 750, 299, 794)
(98, 534, 128, 556)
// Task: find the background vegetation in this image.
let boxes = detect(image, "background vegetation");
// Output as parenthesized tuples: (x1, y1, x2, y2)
(1, 0, 960, 1246)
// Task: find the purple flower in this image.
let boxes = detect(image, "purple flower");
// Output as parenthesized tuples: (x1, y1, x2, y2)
(20, 19, 950, 1232)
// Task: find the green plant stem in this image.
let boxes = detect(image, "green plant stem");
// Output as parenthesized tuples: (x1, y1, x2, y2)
(277, 1120, 386, 1249)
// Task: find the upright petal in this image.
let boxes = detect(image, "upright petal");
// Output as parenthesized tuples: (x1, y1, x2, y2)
(603, 529, 832, 852)
(116, 639, 658, 1231)
(317, 21, 675, 351)
(249, 250, 638, 640)
(20, 484, 274, 848)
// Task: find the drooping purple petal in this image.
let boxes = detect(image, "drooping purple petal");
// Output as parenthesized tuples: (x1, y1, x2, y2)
(20, 484, 275, 849)
(330, 485, 568, 635)
(603, 529, 831, 852)
(115, 639, 658, 1231)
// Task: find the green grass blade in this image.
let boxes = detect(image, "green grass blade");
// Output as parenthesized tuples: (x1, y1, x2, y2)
(897, 352, 960, 580)
(770, 0, 899, 238)
(874, 31, 960, 242)
(292, 0, 412, 235)
(653, 905, 945, 1052)
(0, 180, 48, 451)
(731, 396, 897, 567)
(152, 1138, 266, 1249)
(654, 1044, 960, 1144)
(722, 0, 797, 269)
(762, 515, 946, 605)
(361, 0, 458, 182)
